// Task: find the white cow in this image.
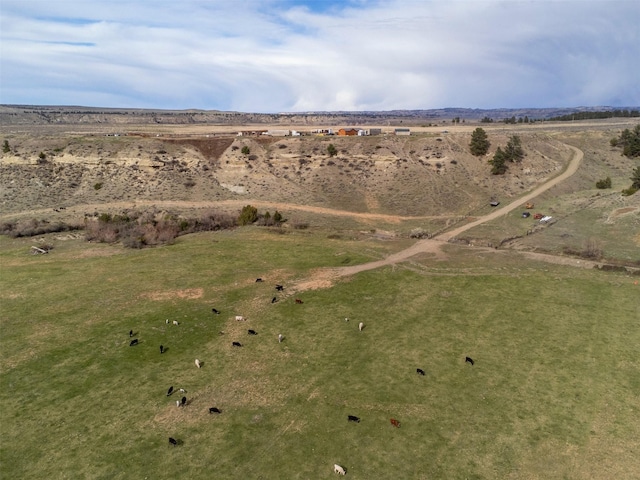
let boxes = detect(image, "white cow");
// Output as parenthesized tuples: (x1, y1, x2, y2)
(176, 400, 180, 407)
(358, 322, 364, 331)
(278, 334, 283, 343)
(195, 359, 201, 368)
(235, 315, 245, 322)
(173, 320, 179, 326)
(334, 464, 346, 475)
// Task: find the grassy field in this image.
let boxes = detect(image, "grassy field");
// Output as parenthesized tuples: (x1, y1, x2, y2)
(1, 228, 639, 479)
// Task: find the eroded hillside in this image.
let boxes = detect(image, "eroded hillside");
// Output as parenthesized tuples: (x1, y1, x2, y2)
(0, 131, 570, 218)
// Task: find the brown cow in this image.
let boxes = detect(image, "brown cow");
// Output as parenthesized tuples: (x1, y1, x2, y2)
(390, 418, 400, 428)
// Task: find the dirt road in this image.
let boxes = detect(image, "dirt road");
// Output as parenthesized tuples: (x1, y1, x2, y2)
(293, 144, 585, 290)
(435, 144, 583, 241)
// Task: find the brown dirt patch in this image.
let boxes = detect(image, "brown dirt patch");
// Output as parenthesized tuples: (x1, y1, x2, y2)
(141, 288, 204, 301)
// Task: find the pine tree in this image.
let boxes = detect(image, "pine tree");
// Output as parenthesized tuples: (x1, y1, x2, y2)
(489, 147, 508, 175)
(469, 128, 490, 156)
(504, 135, 524, 162)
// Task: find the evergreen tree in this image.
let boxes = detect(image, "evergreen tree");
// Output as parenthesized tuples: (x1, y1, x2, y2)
(238, 205, 258, 225)
(489, 147, 508, 174)
(631, 167, 640, 190)
(469, 128, 490, 156)
(504, 135, 524, 162)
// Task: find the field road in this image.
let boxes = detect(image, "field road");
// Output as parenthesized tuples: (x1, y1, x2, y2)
(294, 143, 586, 289)
(435, 144, 583, 241)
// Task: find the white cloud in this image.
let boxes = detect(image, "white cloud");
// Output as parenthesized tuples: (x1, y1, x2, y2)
(1, 0, 638, 111)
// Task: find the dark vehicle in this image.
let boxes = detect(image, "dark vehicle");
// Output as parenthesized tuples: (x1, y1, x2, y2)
(522, 212, 531, 218)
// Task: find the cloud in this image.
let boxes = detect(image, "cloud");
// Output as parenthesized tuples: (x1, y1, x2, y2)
(1, 0, 638, 111)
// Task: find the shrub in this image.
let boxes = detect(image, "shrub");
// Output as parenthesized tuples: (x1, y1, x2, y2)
(241, 146, 250, 155)
(238, 205, 258, 225)
(327, 144, 337, 157)
(94, 182, 103, 190)
(595, 177, 611, 189)
(2, 140, 10, 153)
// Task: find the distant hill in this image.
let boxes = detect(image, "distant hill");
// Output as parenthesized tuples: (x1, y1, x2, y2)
(2, 104, 639, 126)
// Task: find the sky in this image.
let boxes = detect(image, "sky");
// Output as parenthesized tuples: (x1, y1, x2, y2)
(1, 0, 639, 112)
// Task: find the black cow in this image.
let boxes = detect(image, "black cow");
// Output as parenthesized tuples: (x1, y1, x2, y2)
(129, 329, 133, 337)
(129, 339, 138, 346)
(347, 415, 360, 423)
(209, 407, 221, 414)
(160, 345, 164, 354)
(275, 285, 284, 291)
(212, 308, 220, 315)
(169, 437, 177, 446)
(232, 341, 242, 347)
(167, 386, 174, 396)
(248, 329, 257, 335)
(255, 278, 263, 283)
(416, 368, 425, 376)
(465, 356, 474, 366)
(271, 297, 278, 304)
(181, 396, 187, 406)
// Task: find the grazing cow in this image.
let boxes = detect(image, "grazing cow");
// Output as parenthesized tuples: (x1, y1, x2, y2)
(347, 415, 360, 423)
(358, 322, 364, 332)
(465, 356, 474, 366)
(176, 400, 180, 407)
(195, 359, 202, 368)
(167, 386, 174, 396)
(271, 297, 277, 304)
(212, 308, 220, 314)
(390, 418, 400, 428)
(232, 341, 242, 347)
(169, 437, 177, 446)
(345, 317, 349, 322)
(275, 285, 284, 291)
(172, 320, 179, 326)
(295, 299, 303, 304)
(334, 464, 346, 475)
(278, 334, 283, 343)
(235, 315, 245, 322)
(166, 319, 169, 324)
(248, 329, 257, 335)
(255, 278, 263, 283)
(160, 345, 164, 354)
(179, 388, 186, 393)
(209, 407, 221, 414)
(181, 396, 187, 406)
(129, 339, 138, 346)
(129, 329, 133, 337)
(416, 368, 425, 376)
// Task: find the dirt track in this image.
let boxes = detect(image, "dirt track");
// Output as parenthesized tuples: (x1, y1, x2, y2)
(291, 144, 592, 291)
(435, 144, 583, 241)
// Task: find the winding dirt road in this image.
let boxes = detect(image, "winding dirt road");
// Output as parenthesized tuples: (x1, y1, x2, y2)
(293, 143, 585, 290)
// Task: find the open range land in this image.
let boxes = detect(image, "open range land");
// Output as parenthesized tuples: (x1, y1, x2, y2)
(1, 107, 639, 479)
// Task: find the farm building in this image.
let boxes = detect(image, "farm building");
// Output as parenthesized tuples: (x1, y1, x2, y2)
(338, 128, 360, 136)
(394, 128, 411, 136)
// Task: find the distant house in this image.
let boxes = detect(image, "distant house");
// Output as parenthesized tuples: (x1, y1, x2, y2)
(369, 128, 382, 136)
(338, 128, 359, 136)
(394, 128, 410, 136)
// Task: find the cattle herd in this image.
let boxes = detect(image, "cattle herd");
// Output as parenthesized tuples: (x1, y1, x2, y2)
(127, 278, 476, 475)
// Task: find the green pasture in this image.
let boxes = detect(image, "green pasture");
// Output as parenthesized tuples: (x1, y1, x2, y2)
(1, 229, 639, 479)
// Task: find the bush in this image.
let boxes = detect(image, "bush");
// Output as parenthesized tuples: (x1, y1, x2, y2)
(94, 182, 103, 190)
(327, 144, 337, 157)
(595, 177, 611, 189)
(238, 205, 258, 225)
(241, 146, 250, 155)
